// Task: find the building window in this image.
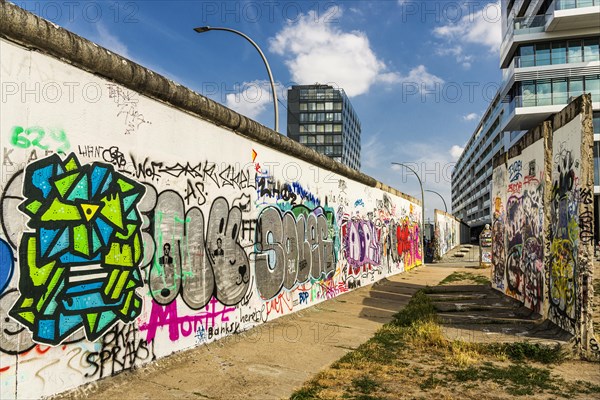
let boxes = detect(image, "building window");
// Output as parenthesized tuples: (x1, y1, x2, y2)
(586, 75, 600, 104)
(552, 79, 568, 104)
(334, 102, 342, 111)
(299, 135, 307, 144)
(552, 42, 567, 64)
(299, 103, 307, 111)
(568, 40, 583, 63)
(584, 39, 600, 62)
(536, 43, 551, 66)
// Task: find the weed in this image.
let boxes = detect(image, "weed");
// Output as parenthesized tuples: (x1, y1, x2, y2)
(481, 342, 566, 364)
(451, 363, 557, 396)
(391, 291, 437, 327)
(438, 272, 490, 286)
(419, 372, 444, 390)
(351, 376, 379, 393)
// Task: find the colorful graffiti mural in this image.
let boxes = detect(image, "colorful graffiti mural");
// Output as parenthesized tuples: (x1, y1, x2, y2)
(0, 28, 424, 399)
(434, 210, 460, 259)
(490, 106, 596, 354)
(8, 154, 145, 345)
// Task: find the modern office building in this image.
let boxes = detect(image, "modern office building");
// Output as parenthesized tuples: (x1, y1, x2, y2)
(452, 92, 505, 235)
(452, 0, 600, 238)
(287, 84, 361, 170)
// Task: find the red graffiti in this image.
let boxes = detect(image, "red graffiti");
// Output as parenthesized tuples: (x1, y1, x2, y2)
(266, 291, 294, 316)
(523, 175, 539, 185)
(508, 182, 522, 194)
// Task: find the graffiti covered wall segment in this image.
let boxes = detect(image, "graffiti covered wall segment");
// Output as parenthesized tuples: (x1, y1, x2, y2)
(489, 97, 596, 355)
(0, 14, 424, 399)
(9, 154, 145, 345)
(433, 210, 461, 259)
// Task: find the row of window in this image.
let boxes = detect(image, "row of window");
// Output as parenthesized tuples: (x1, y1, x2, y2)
(516, 37, 600, 67)
(303, 144, 343, 156)
(515, 75, 600, 107)
(299, 102, 343, 111)
(298, 134, 343, 144)
(298, 88, 342, 101)
(298, 112, 343, 123)
(299, 124, 342, 133)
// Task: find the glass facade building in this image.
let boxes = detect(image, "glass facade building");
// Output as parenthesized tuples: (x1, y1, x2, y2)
(287, 84, 361, 170)
(452, 0, 600, 239)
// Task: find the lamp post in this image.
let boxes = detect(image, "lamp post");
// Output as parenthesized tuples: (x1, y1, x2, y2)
(194, 26, 279, 132)
(391, 162, 425, 265)
(425, 189, 447, 213)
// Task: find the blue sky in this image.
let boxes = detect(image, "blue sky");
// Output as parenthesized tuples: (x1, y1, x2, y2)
(16, 0, 502, 220)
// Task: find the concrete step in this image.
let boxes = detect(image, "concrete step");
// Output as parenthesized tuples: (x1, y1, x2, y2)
(433, 302, 515, 313)
(437, 310, 540, 325)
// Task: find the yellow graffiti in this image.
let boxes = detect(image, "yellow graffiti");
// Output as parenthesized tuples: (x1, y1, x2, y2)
(550, 239, 575, 317)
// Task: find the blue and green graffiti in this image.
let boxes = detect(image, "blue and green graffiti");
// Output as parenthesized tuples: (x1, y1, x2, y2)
(9, 153, 145, 345)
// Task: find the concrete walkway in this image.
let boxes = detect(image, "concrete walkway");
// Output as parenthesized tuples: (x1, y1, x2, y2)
(55, 264, 462, 400)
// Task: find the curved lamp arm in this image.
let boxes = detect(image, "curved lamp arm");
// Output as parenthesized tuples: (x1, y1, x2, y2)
(194, 26, 279, 132)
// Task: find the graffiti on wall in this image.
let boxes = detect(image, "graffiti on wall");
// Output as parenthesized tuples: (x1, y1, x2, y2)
(491, 146, 546, 314)
(0, 34, 425, 399)
(434, 210, 460, 259)
(8, 154, 145, 345)
(548, 142, 580, 332)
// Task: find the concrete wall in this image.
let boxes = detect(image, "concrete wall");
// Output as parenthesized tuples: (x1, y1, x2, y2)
(490, 95, 597, 355)
(0, 4, 423, 398)
(433, 209, 461, 258)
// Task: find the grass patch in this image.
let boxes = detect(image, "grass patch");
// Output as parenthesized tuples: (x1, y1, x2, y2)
(438, 272, 490, 286)
(482, 342, 567, 364)
(289, 288, 593, 400)
(351, 376, 379, 393)
(451, 363, 556, 396)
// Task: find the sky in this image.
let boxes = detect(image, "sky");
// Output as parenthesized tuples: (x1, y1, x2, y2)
(14, 0, 503, 221)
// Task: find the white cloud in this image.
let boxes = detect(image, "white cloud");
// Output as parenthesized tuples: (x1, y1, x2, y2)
(462, 113, 479, 121)
(450, 145, 465, 160)
(95, 23, 130, 58)
(435, 45, 474, 69)
(225, 80, 278, 120)
(432, 1, 501, 67)
(269, 8, 399, 97)
(362, 134, 385, 169)
(398, 65, 444, 89)
(433, 1, 502, 52)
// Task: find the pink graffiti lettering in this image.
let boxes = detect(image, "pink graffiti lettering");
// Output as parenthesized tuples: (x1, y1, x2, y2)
(139, 297, 235, 343)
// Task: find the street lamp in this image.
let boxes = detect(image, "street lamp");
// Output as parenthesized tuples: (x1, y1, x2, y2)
(425, 189, 447, 213)
(391, 162, 425, 266)
(194, 26, 279, 132)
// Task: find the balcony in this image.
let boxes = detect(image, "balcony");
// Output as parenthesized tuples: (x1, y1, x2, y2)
(500, 0, 600, 67)
(547, 0, 600, 31)
(555, 0, 600, 9)
(505, 93, 577, 130)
